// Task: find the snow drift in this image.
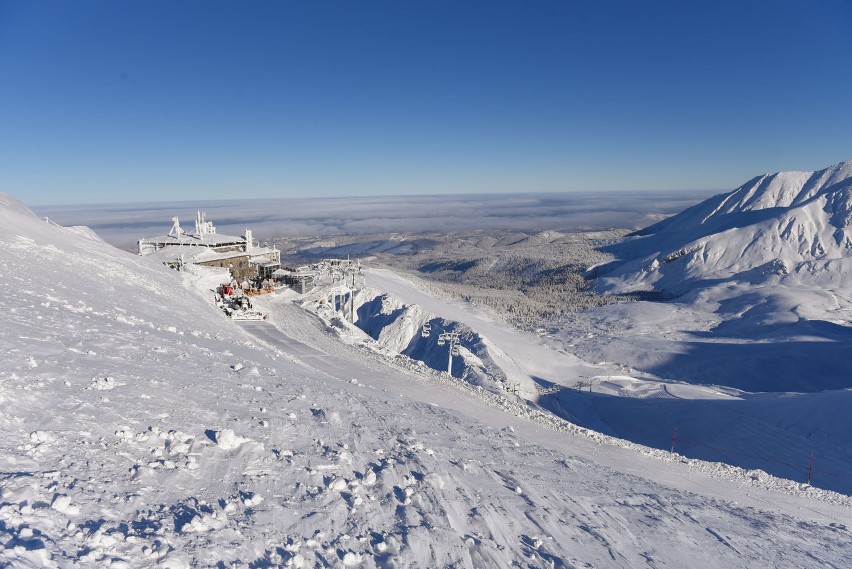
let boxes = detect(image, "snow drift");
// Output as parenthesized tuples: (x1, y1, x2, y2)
(353, 290, 507, 385)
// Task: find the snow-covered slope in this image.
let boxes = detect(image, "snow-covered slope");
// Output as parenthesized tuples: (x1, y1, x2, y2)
(597, 159, 852, 295)
(585, 159, 852, 393)
(351, 289, 505, 386)
(543, 162, 852, 492)
(3, 193, 852, 567)
(313, 268, 852, 496)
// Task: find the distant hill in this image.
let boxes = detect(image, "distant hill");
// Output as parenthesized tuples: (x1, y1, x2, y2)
(596, 159, 852, 296)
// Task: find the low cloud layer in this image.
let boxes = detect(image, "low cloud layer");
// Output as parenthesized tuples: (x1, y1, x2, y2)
(33, 191, 714, 251)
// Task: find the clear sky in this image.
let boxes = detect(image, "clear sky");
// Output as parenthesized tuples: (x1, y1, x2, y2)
(2, 0, 852, 205)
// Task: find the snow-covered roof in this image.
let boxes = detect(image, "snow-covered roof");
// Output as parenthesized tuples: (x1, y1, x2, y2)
(145, 245, 249, 264)
(189, 249, 251, 263)
(139, 232, 247, 248)
(246, 247, 279, 270)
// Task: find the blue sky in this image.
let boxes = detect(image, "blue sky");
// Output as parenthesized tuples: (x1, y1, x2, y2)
(2, 0, 852, 205)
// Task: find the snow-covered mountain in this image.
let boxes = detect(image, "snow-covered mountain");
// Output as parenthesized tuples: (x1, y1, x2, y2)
(597, 159, 852, 295)
(543, 161, 852, 491)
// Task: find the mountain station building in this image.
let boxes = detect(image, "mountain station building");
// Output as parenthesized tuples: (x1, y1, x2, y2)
(137, 211, 280, 280)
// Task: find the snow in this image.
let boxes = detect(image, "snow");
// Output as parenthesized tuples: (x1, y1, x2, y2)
(537, 159, 852, 495)
(1, 192, 852, 567)
(597, 158, 852, 296)
(286, 266, 852, 501)
(363, 268, 604, 394)
(212, 428, 250, 450)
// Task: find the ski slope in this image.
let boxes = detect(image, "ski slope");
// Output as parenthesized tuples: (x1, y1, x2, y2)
(364, 268, 621, 393)
(2, 192, 852, 567)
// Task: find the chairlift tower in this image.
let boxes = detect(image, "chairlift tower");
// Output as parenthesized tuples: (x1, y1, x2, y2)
(340, 258, 362, 323)
(437, 331, 461, 375)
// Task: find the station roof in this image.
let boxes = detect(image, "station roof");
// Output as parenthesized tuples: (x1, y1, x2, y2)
(146, 245, 249, 265)
(140, 232, 247, 248)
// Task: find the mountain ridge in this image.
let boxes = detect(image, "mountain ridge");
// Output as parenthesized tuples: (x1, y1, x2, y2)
(598, 158, 852, 296)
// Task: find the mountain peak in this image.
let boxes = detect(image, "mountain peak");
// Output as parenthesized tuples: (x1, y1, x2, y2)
(716, 158, 852, 216)
(599, 158, 852, 295)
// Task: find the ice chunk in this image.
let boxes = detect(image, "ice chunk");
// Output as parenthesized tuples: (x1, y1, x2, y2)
(214, 429, 248, 450)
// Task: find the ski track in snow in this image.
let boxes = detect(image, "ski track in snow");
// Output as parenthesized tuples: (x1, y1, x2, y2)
(1, 194, 852, 567)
